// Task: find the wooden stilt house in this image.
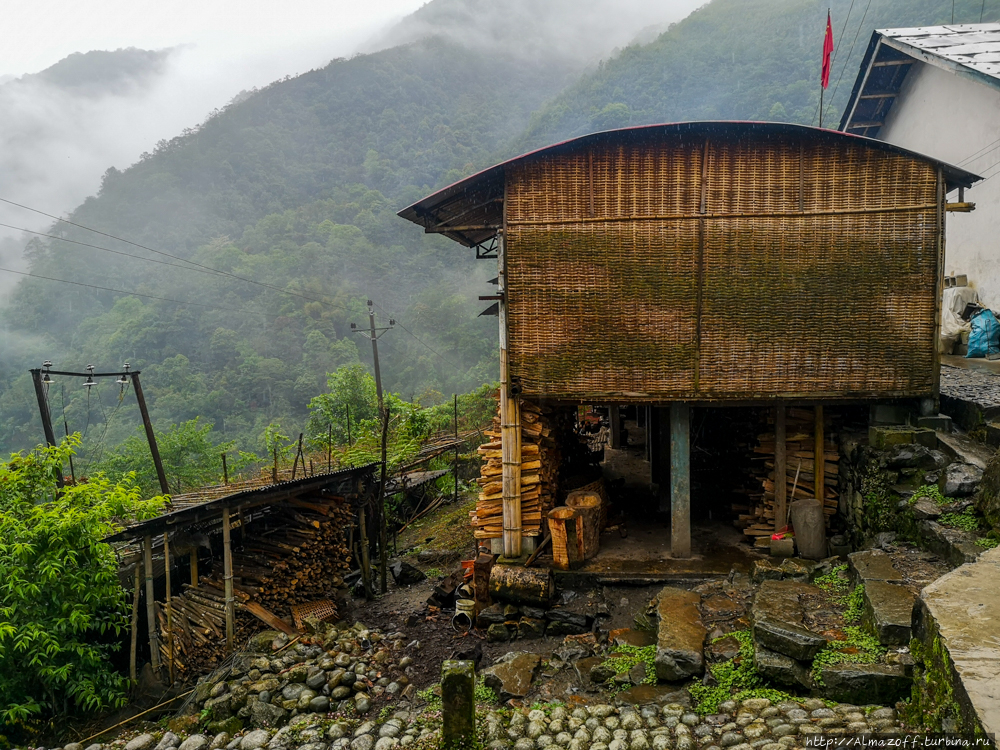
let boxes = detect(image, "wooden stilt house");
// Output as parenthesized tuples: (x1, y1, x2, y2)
(399, 122, 980, 559)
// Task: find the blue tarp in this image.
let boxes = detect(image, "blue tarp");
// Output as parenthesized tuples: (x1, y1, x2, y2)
(967, 309, 1000, 358)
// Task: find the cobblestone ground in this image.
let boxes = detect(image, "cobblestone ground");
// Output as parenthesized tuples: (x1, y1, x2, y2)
(60, 697, 904, 750)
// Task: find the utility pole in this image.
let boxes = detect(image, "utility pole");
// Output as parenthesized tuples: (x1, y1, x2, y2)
(30, 366, 63, 488)
(131, 371, 170, 495)
(352, 301, 394, 594)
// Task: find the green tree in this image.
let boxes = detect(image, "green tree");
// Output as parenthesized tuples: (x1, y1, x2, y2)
(0, 436, 165, 728)
(306, 364, 379, 448)
(95, 418, 233, 496)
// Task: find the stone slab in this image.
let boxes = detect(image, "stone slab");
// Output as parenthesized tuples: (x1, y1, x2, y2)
(653, 586, 706, 681)
(482, 652, 540, 701)
(848, 550, 903, 584)
(441, 660, 475, 748)
(918, 520, 981, 567)
(937, 431, 996, 471)
(863, 580, 916, 646)
(819, 663, 911, 705)
(913, 546, 1000, 735)
(754, 643, 812, 689)
(751, 580, 827, 661)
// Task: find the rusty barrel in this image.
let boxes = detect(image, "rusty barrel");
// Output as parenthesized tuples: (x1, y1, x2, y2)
(565, 491, 602, 559)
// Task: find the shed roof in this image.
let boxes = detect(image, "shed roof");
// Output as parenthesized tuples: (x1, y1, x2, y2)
(840, 24, 1000, 138)
(398, 121, 979, 248)
(105, 463, 376, 543)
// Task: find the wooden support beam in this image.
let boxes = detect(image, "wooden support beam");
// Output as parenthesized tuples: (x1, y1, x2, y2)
(222, 508, 234, 653)
(859, 92, 898, 99)
(872, 59, 911, 66)
(670, 403, 691, 559)
(498, 231, 522, 559)
(143, 535, 160, 672)
(130, 566, 140, 683)
(609, 406, 621, 450)
(814, 406, 824, 512)
(189, 549, 198, 587)
(775, 404, 787, 530)
(163, 532, 174, 685)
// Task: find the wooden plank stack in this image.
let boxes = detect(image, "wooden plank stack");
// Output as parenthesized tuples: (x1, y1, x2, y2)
(471, 398, 562, 540)
(736, 408, 840, 538)
(156, 496, 353, 678)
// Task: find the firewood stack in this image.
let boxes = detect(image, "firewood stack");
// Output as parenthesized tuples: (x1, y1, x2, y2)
(736, 408, 840, 538)
(471, 397, 563, 540)
(156, 496, 353, 678)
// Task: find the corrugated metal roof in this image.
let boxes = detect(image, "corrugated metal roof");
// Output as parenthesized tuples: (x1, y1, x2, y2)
(841, 24, 1000, 137)
(105, 463, 376, 543)
(399, 121, 979, 247)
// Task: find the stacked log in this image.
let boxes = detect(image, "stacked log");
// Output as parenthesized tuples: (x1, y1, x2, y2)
(156, 496, 353, 678)
(471, 397, 563, 540)
(737, 408, 840, 538)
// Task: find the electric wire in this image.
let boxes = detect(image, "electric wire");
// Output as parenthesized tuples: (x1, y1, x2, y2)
(1, 198, 465, 369)
(813, 0, 857, 126)
(823, 0, 875, 126)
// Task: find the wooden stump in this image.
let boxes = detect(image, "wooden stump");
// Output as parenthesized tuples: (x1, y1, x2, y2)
(566, 492, 601, 559)
(488, 564, 555, 606)
(547, 507, 584, 570)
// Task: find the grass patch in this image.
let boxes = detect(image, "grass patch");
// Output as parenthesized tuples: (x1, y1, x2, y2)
(909, 484, 946, 506)
(939, 508, 982, 532)
(811, 626, 885, 685)
(814, 564, 850, 595)
(975, 537, 999, 549)
(689, 631, 792, 714)
(598, 644, 657, 693)
(843, 584, 865, 624)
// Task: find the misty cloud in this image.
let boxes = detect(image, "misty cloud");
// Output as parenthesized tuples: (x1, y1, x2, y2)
(361, 0, 706, 65)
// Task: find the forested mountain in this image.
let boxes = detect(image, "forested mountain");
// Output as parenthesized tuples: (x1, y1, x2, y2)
(1, 0, 996, 467)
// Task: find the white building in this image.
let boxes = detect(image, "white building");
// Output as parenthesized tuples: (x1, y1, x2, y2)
(840, 24, 1000, 310)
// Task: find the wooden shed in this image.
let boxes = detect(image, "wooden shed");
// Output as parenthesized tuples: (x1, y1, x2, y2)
(399, 122, 980, 558)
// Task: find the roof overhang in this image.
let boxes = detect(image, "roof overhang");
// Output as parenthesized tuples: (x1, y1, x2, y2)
(399, 121, 980, 247)
(841, 24, 1000, 138)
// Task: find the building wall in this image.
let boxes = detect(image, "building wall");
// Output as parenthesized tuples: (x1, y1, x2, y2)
(879, 61, 1000, 310)
(503, 134, 942, 402)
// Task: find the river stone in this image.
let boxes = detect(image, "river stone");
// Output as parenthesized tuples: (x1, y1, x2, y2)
(351, 737, 375, 750)
(239, 730, 271, 750)
(250, 700, 287, 728)
(751, 580, 827, 661)
(355, 692, 371, 713)
(483, 652, 541, 700)
(178, 737, 209, 750)
(154, 733, 181, 750)
(753, 643, 811, 689)
(519, 617, 546, 639)
(818, 663, 910, 704)
(126, 736, 156, 750)
(863, 581, 916, 646)
(653, 587, 706, 681)
(209, 734, 230, 750)
(306, 669, 327, 690)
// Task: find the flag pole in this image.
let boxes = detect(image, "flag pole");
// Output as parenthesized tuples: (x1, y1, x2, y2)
(819, 87, 824, 128)
(819, 8, 833, 129)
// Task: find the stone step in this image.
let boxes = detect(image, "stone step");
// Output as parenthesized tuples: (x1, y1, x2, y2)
(818, 663, 911, 705)
(653, 586, 706, 682)
(847, 549, 903, 584)
(862, 580, 916, 646)
(751, 580, 827, 661)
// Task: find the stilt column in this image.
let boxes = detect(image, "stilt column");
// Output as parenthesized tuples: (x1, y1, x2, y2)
(670, 403, 691, 558)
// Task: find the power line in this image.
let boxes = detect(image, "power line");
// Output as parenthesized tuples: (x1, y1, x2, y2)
(0, 265, 272, 314)
(823, 0, 875, 125)
(813, 0, 857, 126)
(371, 301, 464, 369)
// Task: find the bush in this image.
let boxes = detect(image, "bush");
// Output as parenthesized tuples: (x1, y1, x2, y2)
(0, 436, 165, 729)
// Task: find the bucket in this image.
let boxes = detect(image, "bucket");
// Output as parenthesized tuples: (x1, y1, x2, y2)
(452, 599, 476, 632)
(789, 499, 825, 560)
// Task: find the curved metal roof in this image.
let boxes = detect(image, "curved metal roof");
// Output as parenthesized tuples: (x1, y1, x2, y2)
(398, 120, 980, 248)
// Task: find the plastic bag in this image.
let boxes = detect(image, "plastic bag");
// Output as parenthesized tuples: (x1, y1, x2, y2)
(967, 309, 1000, 358)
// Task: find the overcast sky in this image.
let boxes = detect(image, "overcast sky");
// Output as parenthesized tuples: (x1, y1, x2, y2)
(2, 0, 427, 78)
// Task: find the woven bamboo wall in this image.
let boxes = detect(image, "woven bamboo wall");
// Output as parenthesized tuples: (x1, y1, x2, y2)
(504, 133, 941, 401)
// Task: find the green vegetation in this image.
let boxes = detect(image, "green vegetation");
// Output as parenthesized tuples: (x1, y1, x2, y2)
(599, 644, 658, 691)
(814, 564, 850, 596)
(909, 484, 947, 505)
(689, 631, 793, 714)
(975, 537, 999, 549)
(811, 626, 885, 685)
(843, 583, 866, 624)
(939, 508, 983, 532)
(0, 437, 165, 730)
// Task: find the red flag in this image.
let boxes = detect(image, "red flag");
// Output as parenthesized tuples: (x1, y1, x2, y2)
(821, 11, 834, 89)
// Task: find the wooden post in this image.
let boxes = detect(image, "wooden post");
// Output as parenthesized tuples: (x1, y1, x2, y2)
(130, 565, 140, 683)
(222, 507, 234, 653)
(670, 403, 691, 558)
(30, 369, 63, 488)
(131, 373, 170, 495)
(143, 535, 160, 672)
(378, 408, 389, 594)
(497, 231, 522, 559)
(189, 549, 198, 587)
(814, 405, 825, 503)
(358, 504, 373, 599)
(609, 405, 621, 450)
(454, 394, 460, 503)
(775, 403, 788, 530)
(163, 532, 174, 684)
